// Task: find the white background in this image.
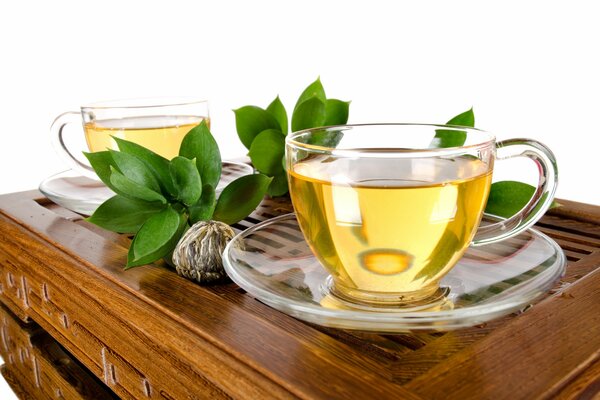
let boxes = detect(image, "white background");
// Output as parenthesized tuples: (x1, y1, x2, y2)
(1, 0, 599, 397)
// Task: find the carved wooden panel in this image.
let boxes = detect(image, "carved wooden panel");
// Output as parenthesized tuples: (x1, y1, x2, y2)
(0, 243, 231, 400)
(0, 304, 116, 399)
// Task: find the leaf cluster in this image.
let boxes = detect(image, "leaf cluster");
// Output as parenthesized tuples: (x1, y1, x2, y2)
(234, 78, 350, 196)
(84, 121, 272, 269)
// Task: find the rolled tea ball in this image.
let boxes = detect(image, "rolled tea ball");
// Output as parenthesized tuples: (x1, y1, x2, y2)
(173, 220, 235, 284)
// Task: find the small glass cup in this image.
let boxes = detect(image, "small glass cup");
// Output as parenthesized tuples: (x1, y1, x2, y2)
(50, 97, 209, 176)
(285, 123, 558, 310)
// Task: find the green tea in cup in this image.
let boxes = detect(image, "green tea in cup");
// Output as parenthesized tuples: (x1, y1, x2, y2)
(286, 124, 557, 309)
(51, 98, 209, 175)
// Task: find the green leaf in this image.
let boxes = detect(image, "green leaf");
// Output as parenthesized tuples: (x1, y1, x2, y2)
(188, 184, 216, 223)
(485, 181, 532, 218)
(485, 180, 560, 218)
(169, 156, 202, 206)
(291, 97, 327, 132)
(267, 96, 288, 135)
(433, 129, 467, 148)
(179, 120, 222, 189)
(127, 207, 187, 268)
(234, 106, 281, 149)
(213, 174, 273, 225)
(109, 150, 161, 193)
(307, 128, 344, 148)
(324, 99, 350, 126)
(248, 129, 286, 175)
(110, 167, 166, 204)
(113, 137, 176, 196)
(87, 195, 165, 233)
(432, 108, 475, 149)
(446, 108, 475, 127)
(268, 172, 289, 197)
(83, 151, 120, 192)
(294, 77, 326, 111)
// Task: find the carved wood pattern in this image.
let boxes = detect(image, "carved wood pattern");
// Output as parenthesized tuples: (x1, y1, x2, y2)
(0, 303, 116, 399)
(0, 241, 229, 400)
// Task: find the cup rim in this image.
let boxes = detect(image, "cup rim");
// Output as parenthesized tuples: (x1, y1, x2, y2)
(81, 97, 208, 110)
(286, 123, 496, 157)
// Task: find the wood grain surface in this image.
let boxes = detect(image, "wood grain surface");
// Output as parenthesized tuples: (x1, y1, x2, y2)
(0, 189, 599, 400)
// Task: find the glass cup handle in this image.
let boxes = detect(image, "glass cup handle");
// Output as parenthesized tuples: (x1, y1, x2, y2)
(472, 138, 558, 246)
(50, 111, 95, 176)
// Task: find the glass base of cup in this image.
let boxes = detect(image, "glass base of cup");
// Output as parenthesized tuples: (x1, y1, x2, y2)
(321, 276, 452, 313)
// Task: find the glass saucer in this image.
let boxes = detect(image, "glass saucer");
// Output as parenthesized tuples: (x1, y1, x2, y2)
(223, 214, 566, 333)
(39, 161, 253, 216)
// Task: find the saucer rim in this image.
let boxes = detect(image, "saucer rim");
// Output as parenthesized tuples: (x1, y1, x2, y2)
(223, 213, 566, 330)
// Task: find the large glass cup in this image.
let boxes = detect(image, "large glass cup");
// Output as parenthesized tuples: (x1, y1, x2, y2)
(285, 124, 558, 309)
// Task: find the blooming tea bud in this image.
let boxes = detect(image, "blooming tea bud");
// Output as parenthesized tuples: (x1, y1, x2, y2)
(173, 220, 235, 284)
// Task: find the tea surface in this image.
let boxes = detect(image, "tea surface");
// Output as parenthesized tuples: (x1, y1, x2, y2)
(289, 156, 492, 296)
(84, 115, 208, 160)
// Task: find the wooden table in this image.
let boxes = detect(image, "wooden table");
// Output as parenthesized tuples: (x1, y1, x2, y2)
(0, 190, 599, 400)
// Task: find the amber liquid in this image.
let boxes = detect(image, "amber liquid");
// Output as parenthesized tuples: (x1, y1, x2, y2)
(289, 156, 492, 299)
(84, 115, 209, 160)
